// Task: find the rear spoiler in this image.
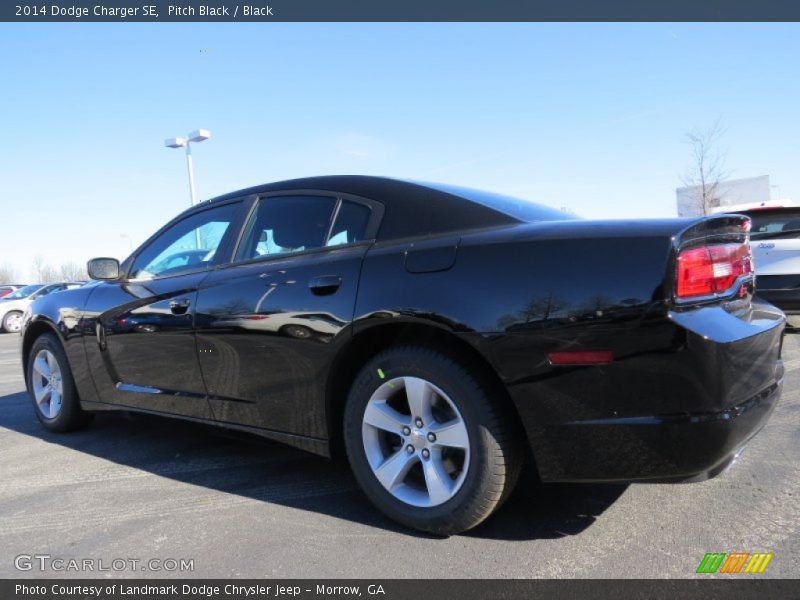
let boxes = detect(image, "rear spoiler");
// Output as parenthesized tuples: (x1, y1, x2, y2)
(673, 214, 751, 250)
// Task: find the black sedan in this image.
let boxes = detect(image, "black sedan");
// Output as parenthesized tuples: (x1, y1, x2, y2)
(20, 176, 784, 534)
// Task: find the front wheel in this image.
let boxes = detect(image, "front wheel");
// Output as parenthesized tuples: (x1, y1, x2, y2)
(27, 333, 93, 432)
(344, 346, 522, 535)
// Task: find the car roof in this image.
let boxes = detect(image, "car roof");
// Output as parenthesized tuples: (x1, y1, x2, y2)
(204, 175, 557, 241)
(733, 206, 800, 215)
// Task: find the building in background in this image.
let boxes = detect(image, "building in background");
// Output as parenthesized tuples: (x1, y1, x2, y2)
(676, 175, 771, 217)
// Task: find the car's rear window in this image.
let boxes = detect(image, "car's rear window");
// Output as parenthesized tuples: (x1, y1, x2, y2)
(741, 209, 800, 240)
(415, 181, 577, 223)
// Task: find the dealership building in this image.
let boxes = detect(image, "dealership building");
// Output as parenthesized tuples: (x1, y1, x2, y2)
(676, 175, 773, 217)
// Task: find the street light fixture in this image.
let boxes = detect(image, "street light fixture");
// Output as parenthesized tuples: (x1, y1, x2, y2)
(164, 129, 212, 207)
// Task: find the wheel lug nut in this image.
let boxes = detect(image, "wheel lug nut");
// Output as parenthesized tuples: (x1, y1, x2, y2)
(427, 432, 436, 442)
(402, 426, 411, 436)
(406, 445, 415, 454)
(421, 449, 430, 459)
(415, 418, 423, 427)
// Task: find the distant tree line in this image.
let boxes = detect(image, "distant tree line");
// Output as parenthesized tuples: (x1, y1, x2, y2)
(0, 257, 88, 285)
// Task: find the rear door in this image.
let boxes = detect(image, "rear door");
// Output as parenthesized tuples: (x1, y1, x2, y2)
(83, 199, 247, 418)
(194, 192, 381, 439)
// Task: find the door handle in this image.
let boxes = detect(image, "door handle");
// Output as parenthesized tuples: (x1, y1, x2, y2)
(308, 275, 342, 296)
(169, 298, 191, 315)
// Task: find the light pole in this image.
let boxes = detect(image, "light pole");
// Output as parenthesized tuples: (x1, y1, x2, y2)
(165, 129, 211, 250)
(165, 129, 211, 207)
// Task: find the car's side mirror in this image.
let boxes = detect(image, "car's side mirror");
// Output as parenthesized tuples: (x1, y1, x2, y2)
(87, 257, 121, 280)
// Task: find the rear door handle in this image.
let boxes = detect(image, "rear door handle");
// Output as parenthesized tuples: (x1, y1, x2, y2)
(169, 298, 191, 315)
(308, 275, 342, 296)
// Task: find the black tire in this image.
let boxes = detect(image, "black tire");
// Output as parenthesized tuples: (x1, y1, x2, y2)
(280, 324, 312, 339)
(27, 333, 93, 432)
(2, 310, 23, 333)
(344, 345, 523, 535)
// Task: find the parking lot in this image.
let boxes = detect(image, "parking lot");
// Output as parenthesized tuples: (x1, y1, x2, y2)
(0, 331, 797, 579)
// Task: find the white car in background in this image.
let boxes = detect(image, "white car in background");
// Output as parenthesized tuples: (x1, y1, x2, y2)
(714, 201, 800, 327)
(211, 311, 348, 340)
(0, 283, 82, 333)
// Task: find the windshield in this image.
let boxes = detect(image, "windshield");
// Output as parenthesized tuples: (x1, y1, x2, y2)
(414, 181, 578, 223)
(3, 284, 43, 300)
(741, 209, 800, 240)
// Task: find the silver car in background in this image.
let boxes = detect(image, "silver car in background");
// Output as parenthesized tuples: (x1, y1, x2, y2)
(0, 283, 82, 333)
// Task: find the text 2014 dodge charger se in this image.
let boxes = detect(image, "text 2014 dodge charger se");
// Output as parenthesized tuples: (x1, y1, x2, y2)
(20, 176, 784, 534)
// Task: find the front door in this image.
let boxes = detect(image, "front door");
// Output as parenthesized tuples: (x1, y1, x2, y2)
(84, 199, 245, 418)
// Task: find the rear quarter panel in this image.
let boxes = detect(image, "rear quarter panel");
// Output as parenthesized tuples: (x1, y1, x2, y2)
(355, 221, 676, 336)
(355, 219, 784, 481)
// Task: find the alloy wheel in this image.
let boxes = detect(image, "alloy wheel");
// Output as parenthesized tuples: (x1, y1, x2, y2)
(362, 376, 470, 507)
(31, 349, 64, 419)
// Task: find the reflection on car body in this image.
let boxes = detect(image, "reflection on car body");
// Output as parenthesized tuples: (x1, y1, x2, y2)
(210, 310, 348, 341)
(20, 176, 785, 535)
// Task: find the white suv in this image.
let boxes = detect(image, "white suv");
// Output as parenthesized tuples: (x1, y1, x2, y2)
(714, 202, 800, 326)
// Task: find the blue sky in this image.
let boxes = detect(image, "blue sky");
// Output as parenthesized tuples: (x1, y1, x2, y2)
(1, 23, 798, 278)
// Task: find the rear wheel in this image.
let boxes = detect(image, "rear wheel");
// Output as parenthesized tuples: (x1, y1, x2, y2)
(2, 310, 23, 333)
(344, 346, 522, 535)
(27, 333, 92, 432)
(281, 324, 312, 339)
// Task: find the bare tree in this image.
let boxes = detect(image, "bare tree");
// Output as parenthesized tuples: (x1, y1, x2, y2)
(59, 261, 88, 282)
(41, 265, 59, 283)
(520, 292, 571, 323)
(0, 264, 16, 285)
(31, 256, 59, 283)
(31, 256, 47, 282)
(681, 121, 730, 215)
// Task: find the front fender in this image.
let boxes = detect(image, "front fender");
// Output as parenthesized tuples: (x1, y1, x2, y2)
(21, 286, 100, 404)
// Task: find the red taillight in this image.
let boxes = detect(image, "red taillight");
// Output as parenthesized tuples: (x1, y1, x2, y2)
(675, 243, 753, 299)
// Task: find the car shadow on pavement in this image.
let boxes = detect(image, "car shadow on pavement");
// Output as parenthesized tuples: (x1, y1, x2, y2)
(0, 391, 626, 541)
(466, 462, 628, 540)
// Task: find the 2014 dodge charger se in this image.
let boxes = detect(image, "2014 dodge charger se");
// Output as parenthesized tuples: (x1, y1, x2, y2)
(20, 176, 785, 534)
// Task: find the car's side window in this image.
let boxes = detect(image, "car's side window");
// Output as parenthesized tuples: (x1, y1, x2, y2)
(326, 201, 372, 247)
(236, 195, 337, 261)
(129, 202, 240, 280)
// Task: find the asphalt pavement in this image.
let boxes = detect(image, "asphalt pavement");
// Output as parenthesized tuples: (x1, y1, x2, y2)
(0, 331, 797, 578)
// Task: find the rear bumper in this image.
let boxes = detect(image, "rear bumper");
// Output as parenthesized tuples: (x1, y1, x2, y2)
(533, 370, 781, 483)
(488, 299, 785, 483)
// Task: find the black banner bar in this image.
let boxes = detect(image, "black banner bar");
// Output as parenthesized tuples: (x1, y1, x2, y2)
(3, 579, 800, 600)
(3, 0, 800, 22)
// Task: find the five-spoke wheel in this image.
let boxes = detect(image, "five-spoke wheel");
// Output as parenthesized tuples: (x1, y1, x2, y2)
(345, 345, 522, 535)
(362, 376, 470, 507)
(31, 348, 64, 419)
(26, 333, 92, 431)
